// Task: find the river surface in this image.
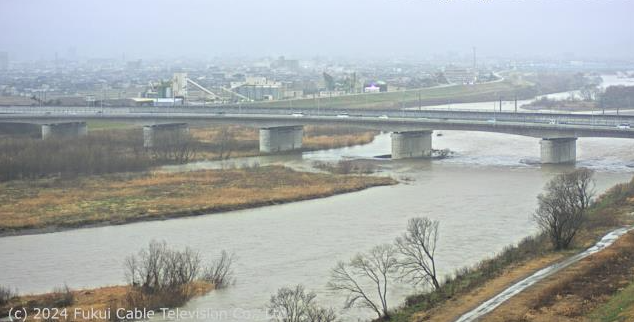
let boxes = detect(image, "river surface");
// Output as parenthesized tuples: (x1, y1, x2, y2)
(2, 128, 634, 321)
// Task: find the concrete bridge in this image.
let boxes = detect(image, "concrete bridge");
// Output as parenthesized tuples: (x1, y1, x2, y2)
(2, 106, 634, 163)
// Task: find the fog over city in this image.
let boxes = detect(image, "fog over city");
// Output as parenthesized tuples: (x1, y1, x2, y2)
(3, 1, 634, 322)
(1, 0, 633, 60)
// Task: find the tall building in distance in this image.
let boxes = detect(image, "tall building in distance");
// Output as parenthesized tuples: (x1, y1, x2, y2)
(271, 56, 299, 71)
(0, 52, 8, 71)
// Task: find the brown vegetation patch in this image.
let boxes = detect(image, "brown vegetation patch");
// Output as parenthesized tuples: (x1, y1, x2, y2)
(0, 282, 213, 322)
(412, 254, 567, 322)
(482, 231, 634, 322)
(0, 166, 395, 234)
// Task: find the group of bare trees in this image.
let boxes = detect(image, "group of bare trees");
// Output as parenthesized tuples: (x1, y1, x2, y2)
(124, 241, 235, 309)
(268, 219, 431, 321)
(327, 217, 441, 320)
(267, 285, 337, 322)
(322, 169, 595, 320)
(534, 168, 595, 250)
(0, 132, 151, 181)
(148, 131, 199, 164)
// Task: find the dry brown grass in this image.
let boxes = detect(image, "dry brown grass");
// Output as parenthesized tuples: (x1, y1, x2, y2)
(481, 231, 634, 322)
(411, 253, 568, 322)
(394, 177, 634, 322)
(0, 282, 213, 322)
(189, 125, 377, 160)
(0, 166, 395, 234)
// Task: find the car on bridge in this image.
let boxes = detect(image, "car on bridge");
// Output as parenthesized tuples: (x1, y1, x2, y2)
(617, 123, 631, 129)
(336, 113, 350, 118)
(291, 112, 304, 117)
(378, 115, 389, 119)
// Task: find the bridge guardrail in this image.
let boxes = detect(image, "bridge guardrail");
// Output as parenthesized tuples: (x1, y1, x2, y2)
(1, 105, 633, 128)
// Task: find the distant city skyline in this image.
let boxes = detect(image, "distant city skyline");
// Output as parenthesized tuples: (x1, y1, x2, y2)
(1, 0, 633, 61)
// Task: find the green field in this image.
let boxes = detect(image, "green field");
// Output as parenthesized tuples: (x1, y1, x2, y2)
(247, 79, 536, 110)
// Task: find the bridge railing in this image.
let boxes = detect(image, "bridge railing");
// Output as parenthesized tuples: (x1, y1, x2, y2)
(1, 105, 633, 128)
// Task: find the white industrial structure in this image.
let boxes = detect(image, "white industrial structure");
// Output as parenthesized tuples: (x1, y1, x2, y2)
(141, 73, 251, 105)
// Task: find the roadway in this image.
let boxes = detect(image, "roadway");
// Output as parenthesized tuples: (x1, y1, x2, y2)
(2, 105, 634, 139)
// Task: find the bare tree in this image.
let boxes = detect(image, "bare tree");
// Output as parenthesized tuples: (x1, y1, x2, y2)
(123, 241, 236, 310)
(534, 168, 595, 250)
(267, 285, 336, 322)
(150, 131, 198, 163)
(214, 127, 235, 160)
(328, 244, 398, 319)
(125, 240, 201, 293)
(0, 285, 17, 305)
(202, 250, 236, 288)
(579, 84, 600, 101)
(395, 217, 441, 290)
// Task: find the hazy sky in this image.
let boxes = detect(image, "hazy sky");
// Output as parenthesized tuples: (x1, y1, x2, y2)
(1, 0, 633, 61)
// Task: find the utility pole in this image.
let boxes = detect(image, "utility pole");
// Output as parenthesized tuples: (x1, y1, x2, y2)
(514, 94, 517, 113)
(499, 96, 502, 112)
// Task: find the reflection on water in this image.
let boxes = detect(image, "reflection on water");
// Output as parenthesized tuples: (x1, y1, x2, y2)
(1, 129, 634, 322)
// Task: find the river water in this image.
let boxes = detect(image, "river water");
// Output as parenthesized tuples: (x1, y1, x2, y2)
(1, 128, 634, 321)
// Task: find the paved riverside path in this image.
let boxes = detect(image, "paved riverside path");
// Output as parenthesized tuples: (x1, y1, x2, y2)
(455, 226, 633, 322)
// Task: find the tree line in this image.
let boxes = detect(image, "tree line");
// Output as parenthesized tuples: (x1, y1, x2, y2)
(0, 129, 207, 181)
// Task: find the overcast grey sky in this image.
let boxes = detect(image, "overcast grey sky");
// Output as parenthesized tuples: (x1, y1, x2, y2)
(1, 0, 632, 61)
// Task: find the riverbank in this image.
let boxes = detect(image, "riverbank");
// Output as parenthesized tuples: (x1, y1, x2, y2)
(0, 282, 214, 322)
(0, 165, 396, 236)
(522, 99, 598, 111)
(244, 73, 585, 110)
(482, 230, 634, 322)
(388, 176, 634, 322)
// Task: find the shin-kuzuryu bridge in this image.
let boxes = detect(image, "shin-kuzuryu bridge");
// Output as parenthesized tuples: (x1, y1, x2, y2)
(1, 105, 634, 164)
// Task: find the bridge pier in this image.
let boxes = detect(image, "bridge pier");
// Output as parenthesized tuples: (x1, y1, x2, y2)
(391, 131, 433, 159)
(540, 138, 577, 164)
(143, 123, 190, 148)
(41, 122, 87, 140)
(259, 125, 303, 153)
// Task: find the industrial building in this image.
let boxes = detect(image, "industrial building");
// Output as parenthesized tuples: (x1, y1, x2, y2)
(443, 65, 477, 84)
(231, 77, 283, 101)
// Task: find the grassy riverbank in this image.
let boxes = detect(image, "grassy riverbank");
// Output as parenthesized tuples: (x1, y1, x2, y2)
(245, 73, 584, 110)
(387, 176, 634, 322)
(248, 79, 534, 110)
(522, 98, 598, 111)
(0, 282, 214, 322)
(0, 165, 395, 235)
